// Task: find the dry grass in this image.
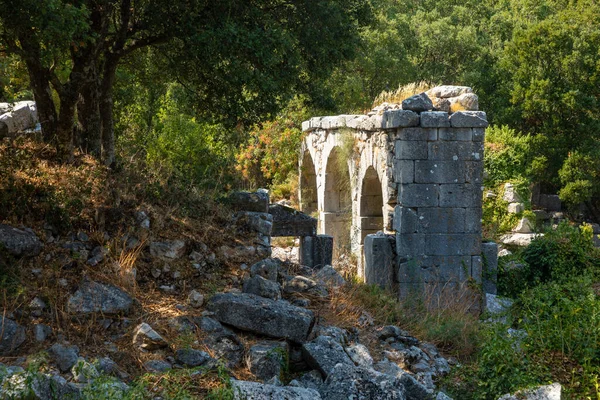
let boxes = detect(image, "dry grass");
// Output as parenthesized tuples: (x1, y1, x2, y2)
(372, 81, 437, 108)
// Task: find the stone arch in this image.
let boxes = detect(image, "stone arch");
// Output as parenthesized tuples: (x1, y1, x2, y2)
(299, 150, 317, 216)
(323, 146, 352, 257)
(359, 166, 384, 243)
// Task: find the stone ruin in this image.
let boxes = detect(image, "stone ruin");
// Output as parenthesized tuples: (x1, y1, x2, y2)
(299, 86, 493, 299)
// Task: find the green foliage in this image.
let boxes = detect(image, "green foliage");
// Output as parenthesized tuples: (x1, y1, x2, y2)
(482, 179, 530, 238)
(522, 222, 600, 284)
(558, 150, 600, 219)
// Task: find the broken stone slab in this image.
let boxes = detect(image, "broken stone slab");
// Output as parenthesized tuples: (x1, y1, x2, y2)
(0, 317, 25, 355)
(269, 204, 317, 237)
(498, 383, 561, 400)
(481, 242, 498, 295)
(320, 363, 407, 400)
(302, 336, 354, 378)
(133, 323, 168, 351)
(207, 293, 315, 343)
(0, 224, 43, 257)
(243, 275, 282, 300)
(382, 110, 420, 129)
(149, 240, 186, 260)
(247, 341, 289, 381)
(514, 217, 534, 233)
(500, 233, 540, 247)
(228, 190, 270, 213)
(48, 343, 79, 372)
(203, 329, 244, 368)
(402, 93, 434, 113)
(449, 111, 488, 128)
(232, 380, 321, 400)
(449, 93, 479, 112)
(67, 279, 133, 315)
(364, 233, 395, 291)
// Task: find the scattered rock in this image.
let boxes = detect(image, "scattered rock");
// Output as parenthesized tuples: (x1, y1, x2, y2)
(187, 290, 205, 308)
(33, 324, 52, 342)
(204, 330, 244, 368)
(313, 326, 349, 345)
(231, 380, 321, 400)
(29, 297, 47, 317)
(283, 276, 328, 297)
(243, 275, 282, 300)
(144, 359, 172, 373)
(514, 217, 534, 233)
(67, 279, 133, 315)
(449, 93, 478, 112)
(485, 293, 514, 323)
(302, 336, 354, 378)
(1, 371, 81, 399)
(247, 341, 289, 382)
(48, 343, 79, 372)
(499, 383, 561, 400)
(96, 357, 119, 375)
(313, 265, 346, 287)
(149, 240, 186, 260)
(0, 224, 43, 257)
(87, 246, 108, 266)
(133, 323, 168, 351)
(500, 233, 540, 247)
(0, 317, 25, 355)
(507, 202, 524, 214)
(402, 93, 434, 113)
(207, 292, 314, 343)
(175, 348, 212, 367)
(234, 211, 274, 236)
(250, 258, 280, 281)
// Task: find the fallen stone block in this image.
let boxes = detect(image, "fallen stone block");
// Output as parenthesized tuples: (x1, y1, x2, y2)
(67, 280, 133, 315)
(232, 380, 321, 400)
(302, 335, 354, 378)
(207, 293, 314, 343)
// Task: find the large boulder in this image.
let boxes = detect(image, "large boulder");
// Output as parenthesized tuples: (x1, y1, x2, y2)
(320, 364, 407, 400)
(0, 224, 42, 257)
(232, 380, 321, 400)
(302, 336, 354, 378)
(67, 280, 133, 315)
(243, 275, 282, 300)
(207, 293, 314, 343)
(0, 317, 25, 355)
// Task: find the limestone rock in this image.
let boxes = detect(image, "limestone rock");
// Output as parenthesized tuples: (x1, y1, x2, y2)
(500, 233, 540, 247)
(320, 364, 407, 400)
(33, 324, 52, 342)
(382, 110, 420, 129)
(243, 274, 282, 300)
(234, 211, 274, 236)
(1, 372, 81, 399)
(0, 224, 42, 257)
(187, 290, 205, 308)
(402, 93, 434, 113)
(175, 348, 212, 367)
(313, 325, 349, 345)
(507, 202, 524, 214)
(420, 111, 450, 128)
(498, 383, 561, 400)
(204, 330, 244, 368)
(71, 357, 100, 383)
(67, 280, 133, 315)
(48, 343, 79, 372)
(250, 258, 280, 281)
(302, 336, 354, 378)
(149, 240, 186, 260)
(514, 217, 534, 233)
(485, 293, 513, 324)
(426, 86, 473, 99)
(449, 93, 479, 112)
(0, 317, 25, 355)
(207, 293, 314, 343)
(344, 343, 373, 368)
(283, 275, 328, 297)
(247, 341, 289, 382)
(502, 183, 522, 203)
(133, 323, 168, 351)
(231, 380, 321, 400)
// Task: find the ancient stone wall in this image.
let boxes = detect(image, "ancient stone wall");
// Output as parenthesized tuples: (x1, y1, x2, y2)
(300, 86, 488, 299)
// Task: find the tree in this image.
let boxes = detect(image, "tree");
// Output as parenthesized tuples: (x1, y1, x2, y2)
(0, 0, 370, 164)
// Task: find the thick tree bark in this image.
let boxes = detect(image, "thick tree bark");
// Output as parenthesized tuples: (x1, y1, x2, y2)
(100, 60, 118, 167)
(78, 67, 102, 157)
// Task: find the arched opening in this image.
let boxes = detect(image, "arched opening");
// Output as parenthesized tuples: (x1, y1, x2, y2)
(323, 147, 351, 258)
(300, 151, 317, 217)
(359, 166, 384, 269)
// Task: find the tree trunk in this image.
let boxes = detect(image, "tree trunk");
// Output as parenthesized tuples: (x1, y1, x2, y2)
(100, 60, 118, 167)
(55, 92, 78, 162)
(23, 57, 57, 142)
(78, 68, 102, 157)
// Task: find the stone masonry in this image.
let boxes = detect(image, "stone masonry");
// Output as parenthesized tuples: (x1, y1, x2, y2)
(300, 86, 487, 299)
